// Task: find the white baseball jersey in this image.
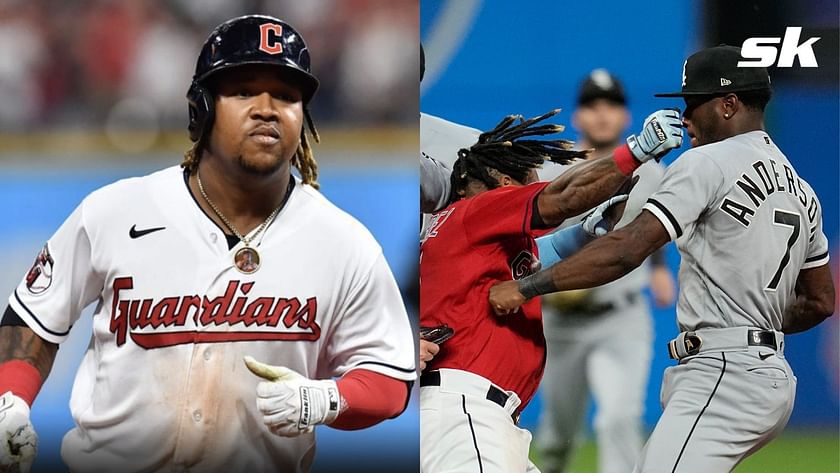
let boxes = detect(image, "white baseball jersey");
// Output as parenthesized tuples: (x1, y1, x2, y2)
(643, 131, 829, 332)
(8, 165, 416, 473)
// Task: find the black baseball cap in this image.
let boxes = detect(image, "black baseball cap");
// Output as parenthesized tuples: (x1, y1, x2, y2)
(655, 45, 771, 97)
(577, 69, 626, 106)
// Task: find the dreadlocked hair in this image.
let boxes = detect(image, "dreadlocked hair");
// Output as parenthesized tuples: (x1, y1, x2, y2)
(180, 107, 321, 189)
(181, 142, 201, 174)
(448, 109, 589, 203)
(293, 108, 320, 189)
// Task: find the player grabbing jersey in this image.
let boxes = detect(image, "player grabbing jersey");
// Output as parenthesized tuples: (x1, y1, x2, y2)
(418, 110, 635, 372)
(536, 70, 675, 473)
(420, 108, 682, 473)
(489, 45, 835, 473)
(0, 15, 415, 473)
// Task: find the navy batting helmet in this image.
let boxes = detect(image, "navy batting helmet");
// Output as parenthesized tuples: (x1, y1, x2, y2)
(187, 15, 319, 143)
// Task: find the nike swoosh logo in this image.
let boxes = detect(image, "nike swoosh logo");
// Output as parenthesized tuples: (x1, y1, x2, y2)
(129, 224, 166, 239)
(759, 353, 773, 360)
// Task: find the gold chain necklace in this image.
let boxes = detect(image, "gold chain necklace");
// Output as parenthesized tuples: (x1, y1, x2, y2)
(196, 171, 284, 274)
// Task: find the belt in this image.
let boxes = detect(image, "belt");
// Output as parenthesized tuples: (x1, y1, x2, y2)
(668, 327, 784, 361)
(572, 291, 639, 315)
(420, 370, 520, 424)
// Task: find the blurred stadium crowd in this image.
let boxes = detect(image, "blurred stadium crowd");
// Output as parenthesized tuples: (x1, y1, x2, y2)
(0, 0, 417, 134)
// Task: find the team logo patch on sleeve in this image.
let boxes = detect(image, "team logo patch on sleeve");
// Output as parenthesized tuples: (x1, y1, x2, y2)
(25, 244, 54, 294)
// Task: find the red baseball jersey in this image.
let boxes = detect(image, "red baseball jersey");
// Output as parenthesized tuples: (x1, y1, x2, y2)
(420, 182, 549, 407)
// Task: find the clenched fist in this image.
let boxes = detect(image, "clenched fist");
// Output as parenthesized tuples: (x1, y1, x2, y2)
(626, 108, 683, 162)
(244, 356, 341, 437)
(0, 391, 36, 473)
(419, 339, 440, 371)
(489, 280, 527, 316)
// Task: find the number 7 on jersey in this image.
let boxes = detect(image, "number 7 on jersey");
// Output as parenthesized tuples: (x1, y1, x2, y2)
(766, 209, 800, 291)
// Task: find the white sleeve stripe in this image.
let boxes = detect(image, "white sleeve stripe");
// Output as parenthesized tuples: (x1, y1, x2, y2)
(11, 289, 71, 338)
(802, 258, 829, 269)
(642, 202, 679, 241)
(805, 251, 829, 263)
(645, 198, 683, 238)
(802, 252, 830, 269)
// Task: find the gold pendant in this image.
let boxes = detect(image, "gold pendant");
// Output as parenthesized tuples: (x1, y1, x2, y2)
(234, 247, 260, 274)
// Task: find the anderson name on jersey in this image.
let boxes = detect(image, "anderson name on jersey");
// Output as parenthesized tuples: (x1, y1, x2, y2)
(642, 131, 828, 332)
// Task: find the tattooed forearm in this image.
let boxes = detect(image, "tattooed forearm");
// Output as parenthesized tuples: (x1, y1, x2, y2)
(782, 298, 825, 334)
(0, 326, 58, 379)
(782, 265, 834, 334)
(545, 211, 669, 293)
(539, 155, 628, 226)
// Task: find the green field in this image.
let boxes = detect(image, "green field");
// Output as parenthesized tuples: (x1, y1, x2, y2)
(533, 431, 839, 473)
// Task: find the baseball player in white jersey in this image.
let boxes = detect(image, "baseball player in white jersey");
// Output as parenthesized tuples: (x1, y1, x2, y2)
(0, 15, 415, 473)
(489, 45, 835, 472)
(536, 70, 675, 473)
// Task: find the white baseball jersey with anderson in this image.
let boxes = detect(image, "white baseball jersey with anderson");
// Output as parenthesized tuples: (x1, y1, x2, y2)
(9, 165, 416, 473)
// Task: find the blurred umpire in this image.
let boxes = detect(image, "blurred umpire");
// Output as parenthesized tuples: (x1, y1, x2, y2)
(536, 69, 676, 473)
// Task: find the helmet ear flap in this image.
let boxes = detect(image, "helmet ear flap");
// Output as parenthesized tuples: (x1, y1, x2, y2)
(187, 81, 214, 143)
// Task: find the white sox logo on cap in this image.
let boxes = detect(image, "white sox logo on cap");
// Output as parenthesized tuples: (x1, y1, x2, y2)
(259, 23, 284, 54)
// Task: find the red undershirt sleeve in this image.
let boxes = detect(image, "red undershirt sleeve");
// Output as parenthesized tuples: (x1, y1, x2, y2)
(331, 369, 411, 430)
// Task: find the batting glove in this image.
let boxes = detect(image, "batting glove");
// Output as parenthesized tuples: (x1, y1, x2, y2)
(626, 108, 683, 162)
(244, 356, 341, 437)
(581, 194, 630, 237)
(0, 391, 37, 473)
(581, 174, 638, 237)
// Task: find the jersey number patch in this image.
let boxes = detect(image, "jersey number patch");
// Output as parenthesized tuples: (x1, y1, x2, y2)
(766, 209, 800, 291)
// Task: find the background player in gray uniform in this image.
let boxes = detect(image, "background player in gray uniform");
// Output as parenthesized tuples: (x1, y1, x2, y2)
(489, 45, 835, 473)
(419, 42, 480, 216)
(536, 70, 675, 473)
(420, 114, 478, 214)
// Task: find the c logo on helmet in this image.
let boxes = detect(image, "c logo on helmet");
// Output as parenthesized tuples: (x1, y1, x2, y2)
(259, 24, 283, 55)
